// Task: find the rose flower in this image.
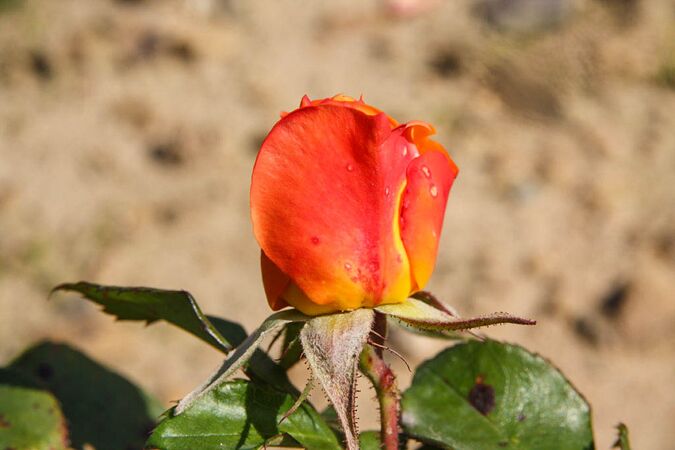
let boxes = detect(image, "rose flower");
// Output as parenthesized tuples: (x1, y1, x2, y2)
(251, 95, 458, 315)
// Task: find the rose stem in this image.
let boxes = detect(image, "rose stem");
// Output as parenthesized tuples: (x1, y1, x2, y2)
(359, 311, 401, 450)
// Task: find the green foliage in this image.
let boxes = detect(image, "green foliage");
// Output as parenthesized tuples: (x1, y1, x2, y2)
(8, 282, 609, 450)
(147, 379, 341, 450)
(53, 282, 239, 353)
(54, 281, 300, 394)
(358, 431, 383, 450)
(9, 342, 163, 450)
(402, 340, 594, 450)
(0, 368, 68, 450)
(278, 321, 304, 369)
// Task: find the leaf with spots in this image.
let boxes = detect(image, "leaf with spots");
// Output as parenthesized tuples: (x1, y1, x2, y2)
(402, 340, 594, 450)
(0, 368, 69, 450)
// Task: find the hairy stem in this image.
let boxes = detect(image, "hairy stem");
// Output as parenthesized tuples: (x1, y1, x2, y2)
(360, 315, 401, 450)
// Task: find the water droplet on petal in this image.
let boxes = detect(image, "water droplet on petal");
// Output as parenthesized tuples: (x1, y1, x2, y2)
(346, 164, 354, 172)
(402, 144, 408, 156)
(421, 166, 431, 178)
(344, 262, 352, 271)
(384, 187, 390, 197)
(430, 184, 438, 197)
(311, 236, 320, 245)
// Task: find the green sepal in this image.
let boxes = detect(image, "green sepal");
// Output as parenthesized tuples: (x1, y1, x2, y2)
(300, 308, 374, 450)
(175, 309, 308, 415)
(377, 298, 535, 332)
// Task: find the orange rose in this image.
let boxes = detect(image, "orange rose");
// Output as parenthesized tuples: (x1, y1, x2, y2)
(251, 95, 458, 315)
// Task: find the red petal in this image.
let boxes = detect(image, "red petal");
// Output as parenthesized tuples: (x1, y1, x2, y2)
(251, 105, 414, 311)
(300, 94, 398, 127)
(400, 149, 458, 291)
(260, 251, 290, 311)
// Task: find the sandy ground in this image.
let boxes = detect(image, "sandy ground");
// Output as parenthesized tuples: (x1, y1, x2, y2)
(1, 0, 674, 448)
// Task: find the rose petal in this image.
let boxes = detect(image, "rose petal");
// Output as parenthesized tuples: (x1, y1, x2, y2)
(260, 251, 290, 310)
(251, 105, 414, 311)
(400, 148, 458, 290)
(300, 94, 398, 126)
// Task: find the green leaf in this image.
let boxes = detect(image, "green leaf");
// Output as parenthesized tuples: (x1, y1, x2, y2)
(147, 379, 341, 450)
(0, 368, 69, 450)
(10, 341, 163, 450)
(279, 321, 304, 370)
(359, 431, 381, 450)
(613, 423, 631, 450)
(402, 340, 594, 450)
(53, 281, 300, 395)
(53, 281, 239, 353)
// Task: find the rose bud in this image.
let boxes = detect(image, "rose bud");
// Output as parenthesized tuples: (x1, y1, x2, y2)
(251, 95, 458, 315)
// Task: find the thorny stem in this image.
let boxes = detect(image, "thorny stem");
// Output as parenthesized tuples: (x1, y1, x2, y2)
(359, 313, 401, 450)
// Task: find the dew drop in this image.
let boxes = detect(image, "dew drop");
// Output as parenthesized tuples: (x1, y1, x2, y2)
(344, 262, 352, 271)
(384, 187, 390, 197)
(346, 164, 354, 172)
(401, 145, 408, 156)
(430, 184, 438, 197)
(311, 236, 320, 245)
(421, 165, 431, 178)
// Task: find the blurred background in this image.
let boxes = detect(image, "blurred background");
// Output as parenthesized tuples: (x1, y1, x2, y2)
(0, 0, 674, 448)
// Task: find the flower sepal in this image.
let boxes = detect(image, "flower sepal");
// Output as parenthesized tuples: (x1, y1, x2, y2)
(171, 293, 534, 449)
(174, 309, 310, 415)
(378, 291, 536, 336)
